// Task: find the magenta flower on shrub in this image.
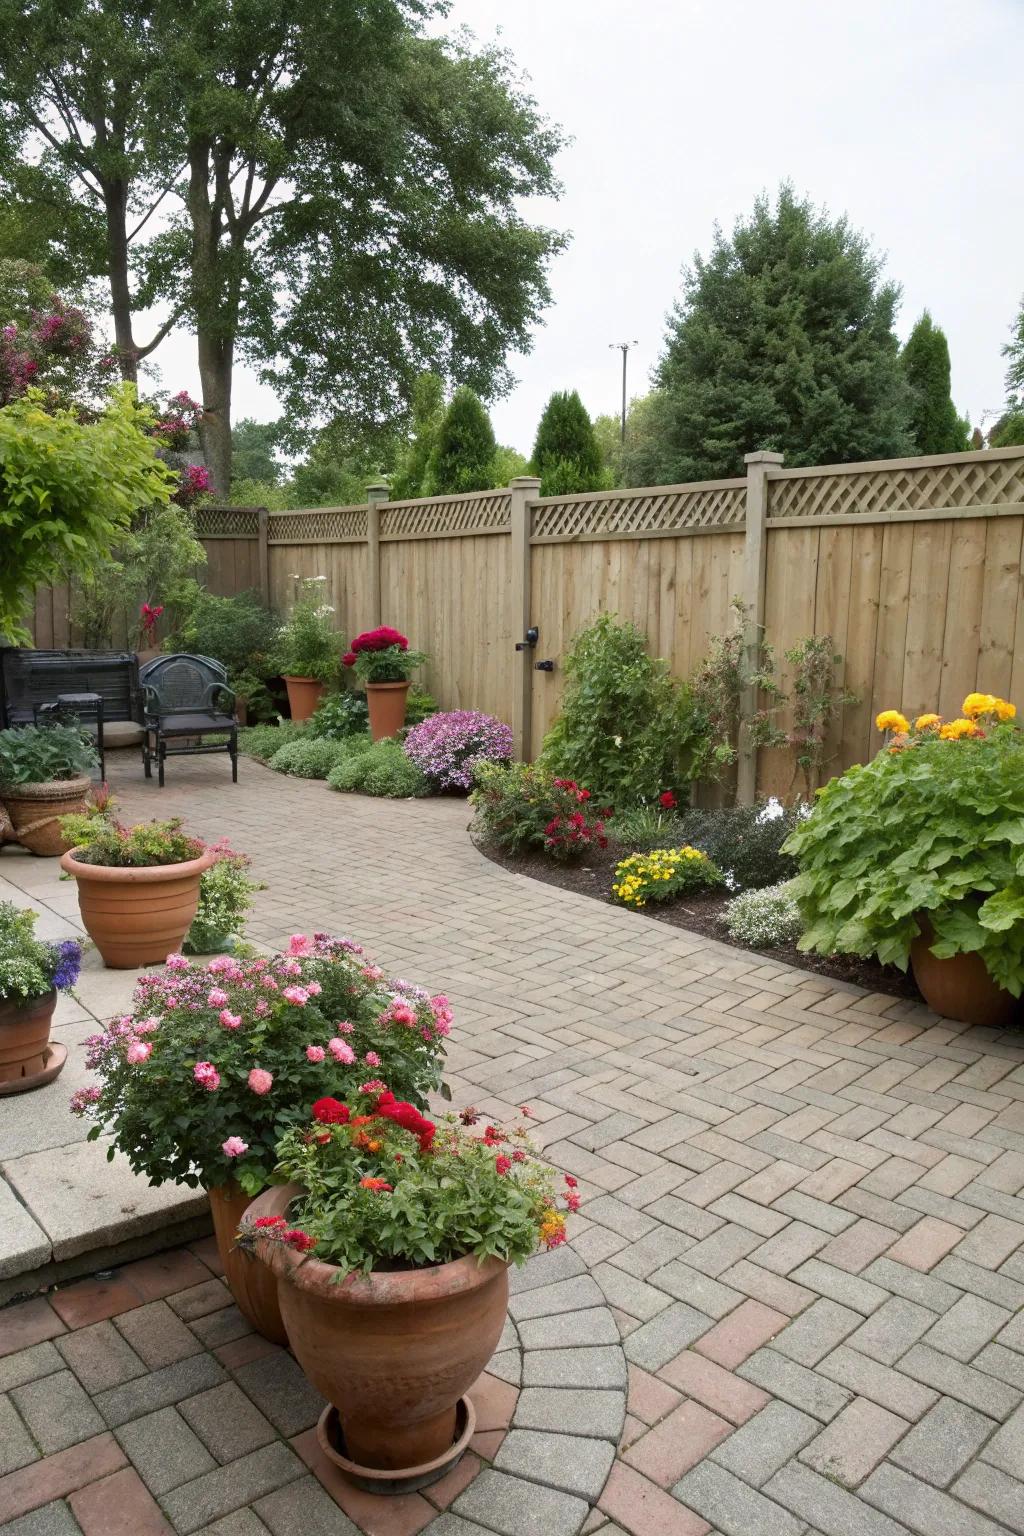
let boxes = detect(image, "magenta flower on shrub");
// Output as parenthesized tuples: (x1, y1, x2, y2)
(404, 711, 513, 792)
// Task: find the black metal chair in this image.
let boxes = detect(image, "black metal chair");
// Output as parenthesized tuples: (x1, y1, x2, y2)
(139, 654, 238, 787)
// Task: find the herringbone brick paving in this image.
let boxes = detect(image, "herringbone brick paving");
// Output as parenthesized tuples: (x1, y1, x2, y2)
(2, 754, 1024, 1535)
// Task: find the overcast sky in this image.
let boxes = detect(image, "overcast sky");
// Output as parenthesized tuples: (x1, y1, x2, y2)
(157, 0, 1023, 457)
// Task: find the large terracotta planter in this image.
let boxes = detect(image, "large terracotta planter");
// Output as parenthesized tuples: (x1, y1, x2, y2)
(0, 990, 66, 1093)
(248, 1183, 509, 1474)
(0, 777, 92, 856)
(283, 676, 325, 722)
(207, 1181, 287, 1344)
(911, 916, 1020, 1029)
(366, 681, 409, 741)
(59, 846, 215, 968)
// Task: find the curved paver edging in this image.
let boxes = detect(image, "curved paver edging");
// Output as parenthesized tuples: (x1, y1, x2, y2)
(428, 1241, 625, 1536)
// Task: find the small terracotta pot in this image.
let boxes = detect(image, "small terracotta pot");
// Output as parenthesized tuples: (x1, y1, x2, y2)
(0, 990, 58, 1085)
(283, 676, 326, 722)
(59, 846, 215, 968)
(248, 1183, 509, 1471)
(0, 777, 92, 856)
(366, 681, 409, 741)
(207, 1181, 288, 1344)
(910, 915, 1020, 1029)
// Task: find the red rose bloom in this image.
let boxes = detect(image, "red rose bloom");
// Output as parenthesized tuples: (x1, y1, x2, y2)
(312, 1097, 350, 1124)
(342, 651, 356, 668)
(659, 790, 677, 809)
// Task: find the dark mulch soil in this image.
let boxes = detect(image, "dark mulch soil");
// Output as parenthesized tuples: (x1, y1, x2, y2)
(476, 837, 921, 1002)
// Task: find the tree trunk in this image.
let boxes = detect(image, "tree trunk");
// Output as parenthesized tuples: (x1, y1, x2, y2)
(103, 179, 139, 383)
(197, 330, 233, 495)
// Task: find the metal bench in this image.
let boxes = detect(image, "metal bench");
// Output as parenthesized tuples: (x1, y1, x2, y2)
(139, 654, 238, 786)
(0, 649, 143, 779)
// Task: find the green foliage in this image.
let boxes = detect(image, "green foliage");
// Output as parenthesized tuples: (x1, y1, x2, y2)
(1003, 292, 1024, 412)
(61, 814, 204, 867)
(900, 312, 968, 454)
(405, 684, 439, 727)
(606, 804, 690, 852)
(598, 392, 666, 489)
(989, 410, 1024, 448)
(429, 387, 498, 494)
(785, 719, 1024, 993)
(389, 372, 446, 500)
(0, 384, 172, 642)
(634, 185, 913, 484)
(227, 477, 295, 511)
(531, 390, 604, 496)
(269, 737, 350, 780)
(307, 691, 370, 740)
(491, 443, 530, 485)
(326, 737, 430, 797)
(541, 614, 706, 804)
(0, 901, 81, 1002)
(175, 589, 280, 684)
(273, 576, 341, 684)
(231, 419, 282, 484)
(469, 761, 609, 861)
(186, 844, 263, 954)
(0, 723, 98, 785)
(238, 720, 309, 762)
(724, 880, 802, 948)
(611, 845, 723, 908)
(675, 802, 803, 891)
(76, 501, 206, 648)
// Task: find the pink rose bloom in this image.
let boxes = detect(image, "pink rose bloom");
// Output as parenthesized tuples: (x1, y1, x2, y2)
(288, 934, 312, 956)
(306, 981, 322, 996)
(194, 1061, 220, 1091)
(248, 1068, 273, 1095)
(283, 986, 309, 1006)
(219, 1009, 243, 1030)
(165, 953, 190, 971)
(207, 987, 229, 1007)
(328, 1038, 355, 1064)
(126, 1040, 153, 1064)
(135, 1017, 160, 1035)
(222, 1136, 248, 1158)
(364, 1051, 381, 1067)
(306, 1045, 326, 1063)
(334, 1020, 354, 1034)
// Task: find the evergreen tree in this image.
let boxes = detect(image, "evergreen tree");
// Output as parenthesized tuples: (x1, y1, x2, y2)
(900, 312, 968, 453)
(531, 389, 603, 495)
(390, 372, 446, 499)
(641, 185, 914, 482)
(429, 387, 497, 494)
(1004, 293, 1024, 408)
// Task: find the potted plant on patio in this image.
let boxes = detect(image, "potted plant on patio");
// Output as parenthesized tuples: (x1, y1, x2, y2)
(274, 575, 342, 721)
(0, 902, 81, 1093)
(343, 626, 428, 740)
(184, 837, 264, 955)
(0, 723, 98, 855)
(59, 814, 215, 968)
(786, 693, 1024, 1027)
(242, 1095, 574, 1492)
(71, 933, 452, 1342)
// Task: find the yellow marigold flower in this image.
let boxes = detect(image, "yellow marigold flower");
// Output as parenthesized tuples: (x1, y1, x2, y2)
(939, 718, 982, 740)
(962, 692, 998, 719)
(914, 713, 941, 731)
(875, 710, 909, 734)
(994, 698, 1017, 721)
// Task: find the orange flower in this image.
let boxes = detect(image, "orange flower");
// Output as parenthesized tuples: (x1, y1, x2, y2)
(939, 718, 982, 740)
(914, 713, 941, 731)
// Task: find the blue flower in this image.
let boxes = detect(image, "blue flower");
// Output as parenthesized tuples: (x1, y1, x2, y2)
(50, 939, 82, 991)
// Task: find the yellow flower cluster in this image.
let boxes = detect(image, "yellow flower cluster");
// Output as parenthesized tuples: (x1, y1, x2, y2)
(875, 710, 909, 734)
(963, 693, 1016, 721)
(939, 718, 982, 740)
(611, 846, 710, 908)
(539, 1208, 566, 1246)
(875, 694, 1017, 741)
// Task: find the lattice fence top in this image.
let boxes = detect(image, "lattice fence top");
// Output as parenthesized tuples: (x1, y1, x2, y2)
(194, 506, 259, 538)
(267, 507, 367, 542)
(380, 492, 511, 537)
(531, 482, 746, 540)
(768, 454, 1024, 520)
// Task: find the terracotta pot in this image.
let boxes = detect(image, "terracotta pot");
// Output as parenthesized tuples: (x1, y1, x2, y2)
(911, 915, 1020, 1029)
(59, 846, 215, 968)
(0, 777, 92, 856)
(0, 990, 58, 1085)
(248, 1183, 509, 1471)
(207, 1181, 288, 1344)
(283, 676, 325, 722)
(366, 681, 409, 741)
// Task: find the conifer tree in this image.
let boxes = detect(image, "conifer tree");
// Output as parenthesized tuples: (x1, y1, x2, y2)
(429, 387, 497, 494)
(531, 389, 603, 495)
(900, 312, 968, 453)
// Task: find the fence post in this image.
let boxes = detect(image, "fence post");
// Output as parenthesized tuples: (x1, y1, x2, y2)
(509, 476, 541, 761)
(366, 481, 389, 628)
(256, 507, 270, 605)
(737, 451, 784, 805)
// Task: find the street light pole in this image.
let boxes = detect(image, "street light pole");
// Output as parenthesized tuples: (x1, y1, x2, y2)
(609, 341, 638, 443)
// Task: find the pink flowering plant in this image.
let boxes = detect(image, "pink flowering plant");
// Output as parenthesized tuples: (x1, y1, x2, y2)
(342, 626, 427, 684)
(71, 934, 453, 1195)
(403, 711, 513, 792)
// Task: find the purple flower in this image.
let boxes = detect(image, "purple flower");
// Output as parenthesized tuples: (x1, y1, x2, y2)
(50, 940, 82, 992)
(403, 711, 513, 791)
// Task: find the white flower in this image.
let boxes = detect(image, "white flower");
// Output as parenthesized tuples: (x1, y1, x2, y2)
(756, 797, 785, 823)
(613, 735, 622, 748)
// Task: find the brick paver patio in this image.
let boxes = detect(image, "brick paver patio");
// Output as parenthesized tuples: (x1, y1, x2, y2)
(2, 752, 1024, 1535)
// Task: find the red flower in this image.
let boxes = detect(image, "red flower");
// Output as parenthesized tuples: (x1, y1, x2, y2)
(482, 1125, 503, 1146)
(350, 626, 409, 654)
(566, 1192, 581, 1212)
(564, 1175, 578, 1188)
(312, 1097, 350, 1124)
(374, 1094, 436, 1151)
(254, 1214, 286, 1229)
(283, 1229, 317, 1251)
(342, 651, 356, 668)
(659, 790, 677, 810)
(495, 1155, 512, 1176)
(512, 1148, 526, 1162)
(359, 1177, 393, 1192)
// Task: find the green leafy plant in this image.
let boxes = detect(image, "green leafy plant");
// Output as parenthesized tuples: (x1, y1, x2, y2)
(541, 614, 706, 803)
(230, 672, 278, 724)
(785, 699, 1024, 992)
(269, 737, 350, 779)
(607, 803, 689, 852)
(174, 589, 280, 683)
(326, 738, 430, 798)
(611, 846, 723, 908)
(273, 575, 341, 683)
(689, 599, 784, 782)
(470, 761, 609, 860)
(782, 636, 857, 800)
(60, 813, 203, 867)
(531, 389, 605, 496)
(0, 724, 98, 785)
(75, 502, 206, 649)
(185, 840, 264, 954)
(674, 801, 803, 890)
(405, 685, 439, 727)
(247, 1097, 572, 1274)
(723, 881, 802, 948)
(238, 721, 309, 762)
(307, 691, 370, 740)
(0, 902, 82, 1002)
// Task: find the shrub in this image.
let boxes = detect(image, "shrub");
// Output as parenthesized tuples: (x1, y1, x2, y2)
(611, 846, 723, 908)
(404, 711, 513, 791)
(60, 814, 203, 867)
(342, 626, 427, 685)
(673, 800, 803, 890)
(724, 881, 802, 948)
(405, 685, 439, 727)
(186, 840, 264, 954)
(470, 762, 609, 860)
(175, 589, 280, 682)
(0, 902, 81, 1003)
(273, 575, 341, 683)
(786, 696, 1024, 992)
(238, 721, 309, 761)
(327, 739, 430, 798)
(0, 723, 98, 785)
(307, 691, 370, 740)
(268, 737, 349, 779)
(541, 614, 706, 803)
(607, 803, 689, 852)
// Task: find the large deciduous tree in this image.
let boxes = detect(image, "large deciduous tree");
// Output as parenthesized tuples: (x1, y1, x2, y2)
(631, 185, 914, 484)
(0, 0, 565, 491)
(900, 311, 968, 454)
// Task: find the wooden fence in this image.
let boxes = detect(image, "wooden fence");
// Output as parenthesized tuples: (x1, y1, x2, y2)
(31, 444, 1024, 799)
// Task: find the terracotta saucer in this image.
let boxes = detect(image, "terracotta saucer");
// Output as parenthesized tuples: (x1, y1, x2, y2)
(317, 1394, 476, 1495)
(0, 1042, 68, 1096)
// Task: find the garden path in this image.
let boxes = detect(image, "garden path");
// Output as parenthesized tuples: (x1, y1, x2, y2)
(1, 751, 1024, 1536)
